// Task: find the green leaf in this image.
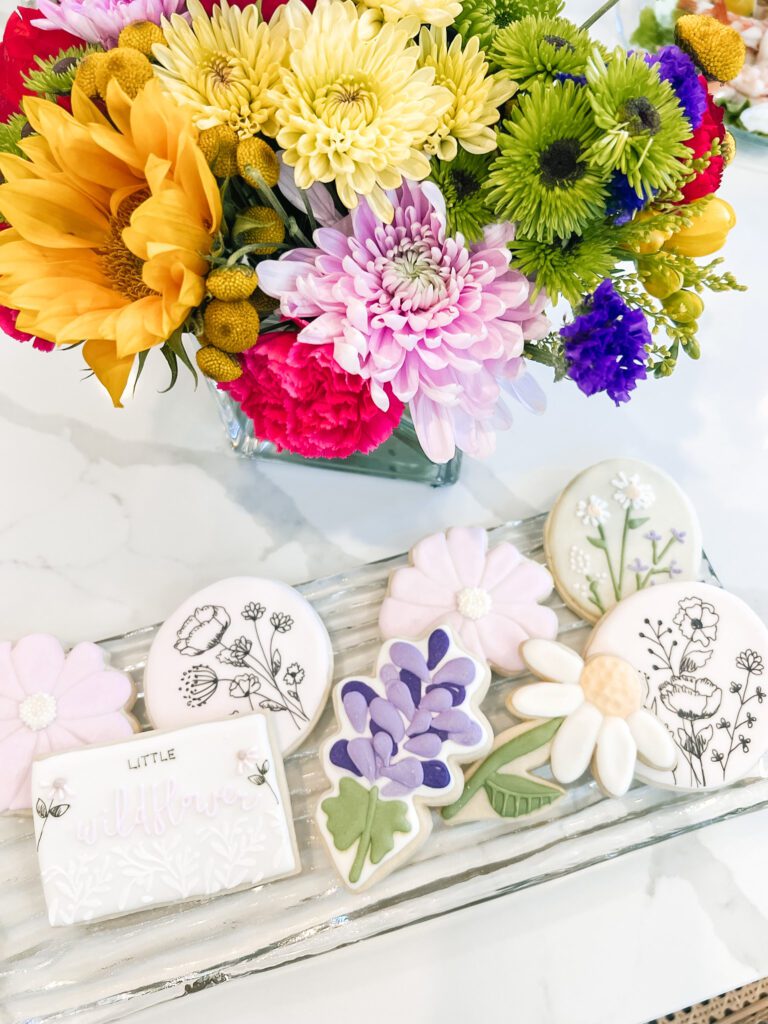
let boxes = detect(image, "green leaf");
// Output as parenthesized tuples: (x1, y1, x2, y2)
(36, 798, 48, 819)
(483, 773, 562, 818)
(321, 778, 411, 883)
(627, 516, 650, 530)
(49, 803, 70, 818)
(165, 330, 199, 388)
(132, 349, 150, 396)
(586, 536, 608, 550)
(158, 344, 179, 394)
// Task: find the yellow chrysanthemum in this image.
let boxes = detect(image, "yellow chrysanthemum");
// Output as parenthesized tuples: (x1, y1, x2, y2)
(153, 0, 287, 139)
(355, 0, 460, 28)
(269, 0, 451, 221)
(417, 27, 516, 161)
(0, 80, 221, 406)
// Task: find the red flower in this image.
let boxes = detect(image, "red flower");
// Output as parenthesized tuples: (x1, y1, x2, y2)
(0, 6, 83, 122)
(197, 0, 314, 16)
(221, 331, 404, 459)
(679, 76, 726, 204)
(0, 306, 55, 351)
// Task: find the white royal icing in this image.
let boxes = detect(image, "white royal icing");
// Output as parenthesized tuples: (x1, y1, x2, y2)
(545, 458, 702, 624)
(144, 577, 334, 755)
(31, 715, 299, 925)
(585, 580, 768, 791)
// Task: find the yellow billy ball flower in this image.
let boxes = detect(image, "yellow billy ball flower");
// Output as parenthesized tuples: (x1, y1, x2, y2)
(198, 125, 239, 176)
(196, 345, 243, 381)
(207, 265, 259, 300)
(236, 137, 280, 188)
(675, 14, 746, 82)
(233, 206, 285, 253)
(270, 0, 451, 222)
(95, 47, 154, 98)
(417, 27, 516, 160)
(74, 51, 108, 98)
(204, 298, 260, 352)
(250, 288, 279, 314)
(118, 21, 165, 56)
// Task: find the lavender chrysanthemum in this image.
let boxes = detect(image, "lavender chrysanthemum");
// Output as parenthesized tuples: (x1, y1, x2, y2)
(561, 280, 650, 404)
(645, 45, 706, 129)
(33, 0, 185, 46)
(258, 180, 549, 464)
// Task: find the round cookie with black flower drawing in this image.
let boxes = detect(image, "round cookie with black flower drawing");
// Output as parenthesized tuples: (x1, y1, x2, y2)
(545, 458, 702, 624)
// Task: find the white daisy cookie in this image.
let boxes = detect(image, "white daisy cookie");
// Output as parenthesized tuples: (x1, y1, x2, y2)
(508, 638, 677, 798)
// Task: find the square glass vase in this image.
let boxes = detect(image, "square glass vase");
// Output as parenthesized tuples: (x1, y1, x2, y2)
(211, 382, 462, 486)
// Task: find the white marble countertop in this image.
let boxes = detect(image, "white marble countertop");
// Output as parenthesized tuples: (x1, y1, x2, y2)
(3, 1, 768, 1019)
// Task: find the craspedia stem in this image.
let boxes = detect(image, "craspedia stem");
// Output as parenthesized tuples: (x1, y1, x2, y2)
(580, 0, 622, 31)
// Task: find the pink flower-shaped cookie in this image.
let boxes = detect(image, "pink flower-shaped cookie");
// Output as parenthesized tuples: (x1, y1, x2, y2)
(379, 528, 558, 675)
(0, 634, 136, 812)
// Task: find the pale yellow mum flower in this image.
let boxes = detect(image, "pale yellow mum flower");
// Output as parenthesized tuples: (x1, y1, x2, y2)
(418, 27, 517, 161)
(269, 0, 451, 222)
(355, 0, 461, 29)
(152, 0, 287, 139)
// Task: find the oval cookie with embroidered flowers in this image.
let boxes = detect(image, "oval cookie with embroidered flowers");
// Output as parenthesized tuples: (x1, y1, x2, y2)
(585, 580, 768, 791)
(544, 458, 702, 624)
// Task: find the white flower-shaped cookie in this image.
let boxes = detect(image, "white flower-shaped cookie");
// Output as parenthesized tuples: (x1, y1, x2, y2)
(508, 639, 677, 797)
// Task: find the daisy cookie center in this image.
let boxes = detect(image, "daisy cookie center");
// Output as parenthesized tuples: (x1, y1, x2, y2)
(579, 655, 642, 717)
(456, 586, 493, 621)
(19, 692, 58, 731)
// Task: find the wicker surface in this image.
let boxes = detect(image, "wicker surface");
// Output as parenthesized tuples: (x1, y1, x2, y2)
(650, 978, 768, 1023)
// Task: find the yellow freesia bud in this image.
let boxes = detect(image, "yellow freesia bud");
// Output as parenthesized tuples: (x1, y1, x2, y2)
(643, 267, 684, 300)
(662, 290, 705, 323)
(662, 197, 736, 257)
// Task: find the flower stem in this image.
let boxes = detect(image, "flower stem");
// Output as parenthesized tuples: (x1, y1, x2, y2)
(580, 0, 622, 30)
(349, 785, 379, 885)
(616, 508, 631, 599)
(598, 523, 621, 602)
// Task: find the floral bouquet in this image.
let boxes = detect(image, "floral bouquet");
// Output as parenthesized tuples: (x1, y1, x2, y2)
(0, 0, 747, 464)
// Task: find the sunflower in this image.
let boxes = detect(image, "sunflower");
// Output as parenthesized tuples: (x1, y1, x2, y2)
(510, 224, 617, 305)
(486, 78, 608, 243)
(152, 0, 287, 139)
(428, 149, 496, 241)
(586, 49, 692, 196)
(418, 27, 516, 160)
(0, 80, 221, 406)
(268, 0, 451, 222)
(490, 15, 594, 87)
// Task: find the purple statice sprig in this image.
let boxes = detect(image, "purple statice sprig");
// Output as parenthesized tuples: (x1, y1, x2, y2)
(329, 628, 482, 797)
(645, 46, 707, 130)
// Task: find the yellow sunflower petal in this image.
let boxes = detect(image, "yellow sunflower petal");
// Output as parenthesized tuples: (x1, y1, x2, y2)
(83, 338, 135, 407)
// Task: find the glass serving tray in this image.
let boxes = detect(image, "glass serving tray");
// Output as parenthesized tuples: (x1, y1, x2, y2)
(3, 514, 768, 1024)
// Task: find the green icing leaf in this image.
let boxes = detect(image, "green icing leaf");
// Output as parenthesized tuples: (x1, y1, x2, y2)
(628, 516, 650, 530)
(483, 772, 562, 818)
(586, 535, 608, 550)
(322, 778, 411, 884)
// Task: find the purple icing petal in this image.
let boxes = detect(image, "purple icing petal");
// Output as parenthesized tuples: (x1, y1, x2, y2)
(341, 680, 378, 705)
(450, 721, 483, 746)
(404, 732, 443, 757)
(431, 709, 478, 738)
(432, 657, 476, 687)
(418, 687, 453, 713)
(347, 737, 377, 782)
(407, 708, 433, 736)
(385, 678, 417, 719)
(380, 663, 399, 684)
(425, 682, 466, 707)
(329, 739, 360, 777)
(372, 729, 394, 766)
(342, 690, 369, 733)
(381, 757, 423, 791)
(421, 760, 451, 788)
(427, 629, 450, 670)
(399, 668, 422, 707)
(389, 641, 430, 681)
(369, 696, 406, 742)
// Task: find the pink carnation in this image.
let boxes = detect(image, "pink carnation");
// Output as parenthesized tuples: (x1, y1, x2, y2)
(0, 305, 54, 352)
(221, 331, 404, 460)
(258, 180, 549, 464)
(32, 0, 186, 46)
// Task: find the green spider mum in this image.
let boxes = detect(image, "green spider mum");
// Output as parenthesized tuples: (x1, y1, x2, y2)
(510, 225, 618, 305)
(486, 79, 609, 244)
(490, 16, 595, 87)
(429, 150, 497, 242)
(455, 0, 564, 60)
(0, 114, 28, 158)
(23, 45, 96, 98)
(586, 49, 692, 196)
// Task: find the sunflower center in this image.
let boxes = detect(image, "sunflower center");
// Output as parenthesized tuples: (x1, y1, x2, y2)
(538, 138, 586, 188)
(382, 240, 447, 308)
(543, 34, 575, 52)
(580, 655, 643, 718)
(619, 96, 661, 136)
(19, 692, 58, 731)
(99, 189, 157, 303)
(316, 74, 378, 129)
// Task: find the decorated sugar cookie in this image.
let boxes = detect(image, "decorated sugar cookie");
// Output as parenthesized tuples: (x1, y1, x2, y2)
(544, 459, 702, 623)
(317, 626, 492, 890)
(32, 714, 299, 925)
(144, 577, 334, 754)
(507, 638, 677, 797)
(0, 635, 137, 814)
(585, 581, 768, 791)
(379, 526, 558, 676)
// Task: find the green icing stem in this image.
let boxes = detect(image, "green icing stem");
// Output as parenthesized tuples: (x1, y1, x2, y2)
(349, 784, 379, 884)
(442, 717, 564, 821)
